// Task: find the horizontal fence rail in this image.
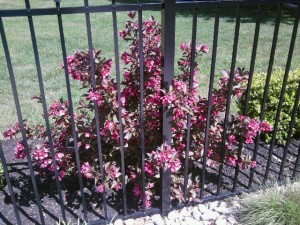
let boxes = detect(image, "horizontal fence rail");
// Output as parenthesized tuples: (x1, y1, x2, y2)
(0, 0, 300, 224)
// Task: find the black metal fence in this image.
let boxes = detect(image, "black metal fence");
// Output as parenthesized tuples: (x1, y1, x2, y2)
(0, 0, 299, 224)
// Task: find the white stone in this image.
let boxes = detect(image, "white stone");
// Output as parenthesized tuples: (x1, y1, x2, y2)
(192, 207, 202, 220)
(215, 217, 227, 225)
(144, 222, 155, 225)
(214, 206, 230, 214)
(208, 201, 219, 210)
(219, 201, 227, 208)
(184, 217, 203, 225)
(168, 211, 179, 221)
(164, 217, 173, 225)
(202, 221, 211, 225)
(198, 204, 208, 213)
(151, 214, 165, 225)
(180, 207, 192, 217)
(180, 221, 188, 225)
(201, 209, 220, 221)
(134, 218, 145, 225)
(114, 219, 124, 225)
(227, 216, 237, 225)
(124, 218, 135, 225)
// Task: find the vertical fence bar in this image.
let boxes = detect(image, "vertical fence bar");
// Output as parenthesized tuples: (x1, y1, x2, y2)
(83, 0, 108, 220)
(137, 8, 146, 212)
(24, 0, 67, 221)
(55, 1, 88, 221)
(0, 142, 22, 225)
(200, 5, 220, 199)
(249, 3, 282, 188)
(242, 4, 261, 115)
(279, 81, 300, 180)
(265, 4, 299, 180)
(183, 7, 197, 204)
(161, 0, 175, 213)
(234, 4, 262, 192)
(111, 0, 128, 217)
(217, 4, 241, 196)
(0, 17, 45, 225)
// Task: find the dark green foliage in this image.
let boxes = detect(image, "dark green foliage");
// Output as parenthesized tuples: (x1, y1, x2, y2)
(238, 67, 300, 144)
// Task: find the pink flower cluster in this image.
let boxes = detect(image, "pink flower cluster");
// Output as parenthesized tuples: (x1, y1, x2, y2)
(3, 12, 272, 208)
(147, 143, 181, 173)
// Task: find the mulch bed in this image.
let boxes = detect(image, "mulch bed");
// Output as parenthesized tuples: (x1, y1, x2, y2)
(0, 139, 299, 225)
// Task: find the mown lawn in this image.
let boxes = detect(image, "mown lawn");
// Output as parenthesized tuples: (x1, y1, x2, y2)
(0, 0, 299, 132)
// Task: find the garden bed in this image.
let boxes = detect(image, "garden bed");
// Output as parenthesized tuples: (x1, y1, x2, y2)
(1, 138, 299, 225)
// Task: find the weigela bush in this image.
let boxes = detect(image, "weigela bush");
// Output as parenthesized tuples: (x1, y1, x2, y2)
(4, 12, 272, 207)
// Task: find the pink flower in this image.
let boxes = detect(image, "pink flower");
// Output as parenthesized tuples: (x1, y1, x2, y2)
(247, 119, 260, 133)
(115, 184, 122, 190)
(200, 44, 208, 53)
(228, 135, 237, 144)
(251, 161, 257, 168)
(81, 162, 93, 179)
(87, 90, 103, 105)
(97, 184, 104, 193)
(260, 121, 272, 132)
(145, 162, 155, 175)
(227, 156, 237, 167)
(133, 183, 141, 197)
(14, 141, 26, 159)
(107, 164, 120, 179)
(59, 171, 65, 181)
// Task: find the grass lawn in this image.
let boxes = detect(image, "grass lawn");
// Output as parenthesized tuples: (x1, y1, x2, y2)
(0, 0, 299, 132)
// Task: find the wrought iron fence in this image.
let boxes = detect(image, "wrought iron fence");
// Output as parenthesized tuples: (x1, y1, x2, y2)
(0, 0, 299, 224)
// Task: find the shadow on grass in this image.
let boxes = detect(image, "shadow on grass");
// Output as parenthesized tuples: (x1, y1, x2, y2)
(177, 5, 297, 25)
(111, 0, 297, 26)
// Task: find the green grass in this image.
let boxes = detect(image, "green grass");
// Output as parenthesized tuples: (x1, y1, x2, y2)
(236, 178, 300, 225)
(0, 1, 299, 132)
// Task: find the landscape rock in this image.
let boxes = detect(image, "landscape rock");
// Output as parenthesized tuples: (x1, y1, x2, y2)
(124, 218, 135, 225)
(134, 218, 145, 225)
(227, 216, 237, 225)
(198, 204, 208, 213)
(114, 219, 124, 225)
(208, 201, 219, 210)
(214, 206, 230, 214)
(151, 214, 165, 225)
(180, 207, 192, 217)
(215, 216, 227, 225)
(184, 216, 203, 225)
(201, 209, 220, 221)
(168, 211, 179, 221)
(192, 207, 202, 220)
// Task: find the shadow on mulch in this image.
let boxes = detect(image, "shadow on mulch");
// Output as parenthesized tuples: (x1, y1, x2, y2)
(0, 139, 299, 225)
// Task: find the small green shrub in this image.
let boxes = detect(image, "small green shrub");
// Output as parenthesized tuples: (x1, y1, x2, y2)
(238, 67, 300, 144)
(237, 178, 300, 225)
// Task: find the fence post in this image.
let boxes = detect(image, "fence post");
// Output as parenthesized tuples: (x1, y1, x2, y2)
(161, 0, 175, 214)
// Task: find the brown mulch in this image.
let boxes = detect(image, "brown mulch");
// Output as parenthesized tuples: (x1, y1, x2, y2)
(0, 139, 299, 225)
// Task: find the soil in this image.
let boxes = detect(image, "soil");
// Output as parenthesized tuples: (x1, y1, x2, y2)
(0, 139, 299, 225)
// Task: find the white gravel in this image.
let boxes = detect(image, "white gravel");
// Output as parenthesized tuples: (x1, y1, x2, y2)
(110, 198, 240, 225)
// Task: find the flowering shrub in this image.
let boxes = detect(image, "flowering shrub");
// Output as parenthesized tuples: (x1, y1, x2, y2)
(4, 12, 272, 207)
